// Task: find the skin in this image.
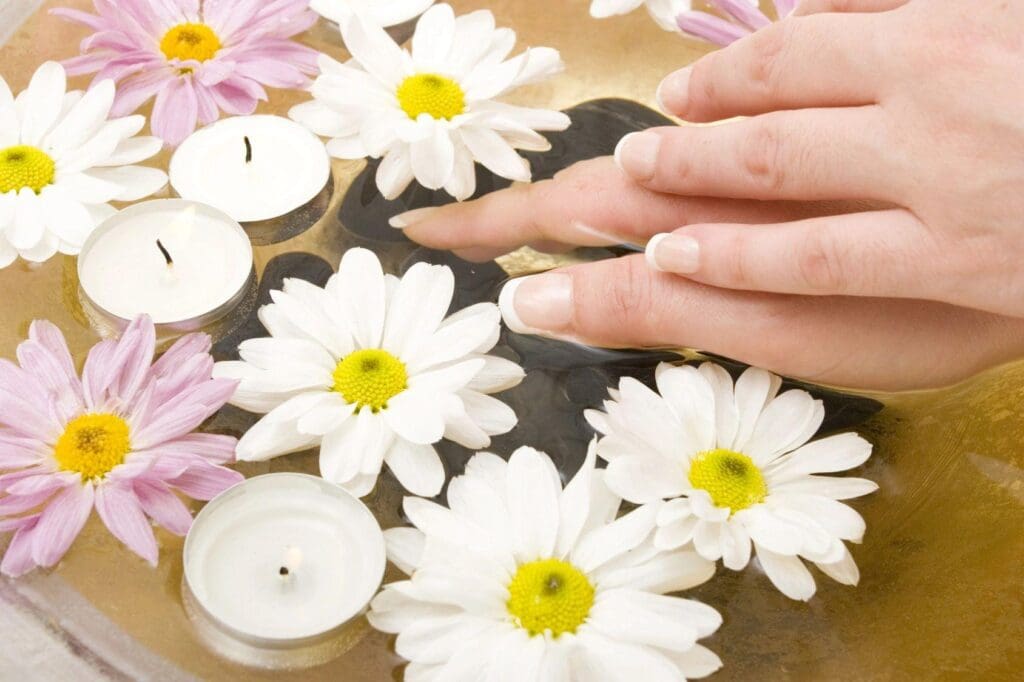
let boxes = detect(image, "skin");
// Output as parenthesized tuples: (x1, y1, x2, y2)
(393, 0, 1024, 391)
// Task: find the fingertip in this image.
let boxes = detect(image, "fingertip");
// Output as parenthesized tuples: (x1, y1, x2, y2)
(644, 233, 670, 272)
(656, 66, 691, 117)
(498, 277, 528, 333)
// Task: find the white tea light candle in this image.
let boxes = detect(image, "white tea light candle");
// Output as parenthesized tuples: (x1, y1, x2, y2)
(170, 115, 331, 223)
(77, 200, 253, 327)
(183, 474, 385, 647)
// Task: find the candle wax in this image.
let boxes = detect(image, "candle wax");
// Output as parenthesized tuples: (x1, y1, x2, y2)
(78, 200, 253, 325)
(170, 115, 331, 223)
(184, 474, 385, 642)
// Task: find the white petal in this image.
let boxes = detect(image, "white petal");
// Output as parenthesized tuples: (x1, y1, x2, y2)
(8, 189, 44, 251)
(235, 412, 320, 462)
(43, 79, 115, 156)
(97, 136, 164, 167)
(766, 432, 873, 482)
(656, 363, 716, 453)
(341, 12, 413, 88)
(574, 631, 686, 682)
(555, 440, 597, 558)
(384, 526, 425, 575)
(571, 503, 659, 573)
(720, 519, 752, 570)
(386, 439, 445, 497)
(321, 409, 390, 486)
(384, 389, 451, 445)
(506, 446, 561, 561)
(21, 62, 67, 146)
(605, 454, 686, 505)
(814, 545, 860, 586)
(731, 366, 779, 452)
(772, 493, 866, 543)
(411, 4, 456, 72)
(589, 589, 720, 651)
(444, 136, 477, 200)
(738, 506, 805, 555)
(331, 247, 386, 349)
(596, 549, 716, 593)
(460, 126, 530, 182)
(84, 166, 167, 201)
(755, 545, 817, 601)
(38, 186, 93, 250)
(663, 644, 724, 680)
(770, 474, 878, 500)
(698, 362, 740, 450)
(745, 389, 824, 466)
(375, 143, 416, 199)
(382, 262, 454, 356)
(410, 121, 455, 190)
(655, 515, 699, 551)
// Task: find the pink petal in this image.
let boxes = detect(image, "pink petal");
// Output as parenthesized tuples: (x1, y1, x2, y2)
(0, 488, 59, 515)
(50, 7, 108, 31)
(193, 83, 220, 125)
(148, 332, 211, 380)
(6, 471, 77, 497)
(709, 0, 771, 30)
(111, 68, 177, 117)
(61, 53, 112, 77)
(0, 431, 48, 469)
(149, 353, 213, 408)
(28, 321, 77, 384)
(81, 338, 119, 410)
(133, 479, 194, 535)
(95, 482, 158, 565)
(31, 483, 94, 568)
(774, 0, 797, 17)
(162, 433, 238, 464)
(677, 12, 751, 46)
(233, 59, 309, 89)
(166, 460, 243, 501)
(132, 379, 237, 448)
(108, 315, 157, 407)
(1, 515, 41, 577)
(151, 76, 199, 146)
(209, 78, 264, 115)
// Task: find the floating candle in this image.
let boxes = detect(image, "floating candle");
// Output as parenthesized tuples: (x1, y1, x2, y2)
(77, 200, 254, 328)
(182, 473, 385, 666)
(169, 115, 332, 223)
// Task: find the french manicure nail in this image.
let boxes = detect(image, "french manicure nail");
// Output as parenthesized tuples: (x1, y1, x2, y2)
(656, 67, 691, 115)
(613, 131, 660, 182)
(389, 206, 439, 229)
(498, 273, 573, 335)
(645, 233, 700, 274)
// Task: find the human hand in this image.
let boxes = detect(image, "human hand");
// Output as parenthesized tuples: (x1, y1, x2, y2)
(393, 159, 1024, 391)
(627, 0, 1024, 317)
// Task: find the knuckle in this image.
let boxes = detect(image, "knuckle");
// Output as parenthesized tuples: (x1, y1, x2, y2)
(796, 230, 849, 292)
(578, 257, 659, 344)
(607, 257, 654, 326)
(740, 120, 788, 191)
(746, 24, 790, 98)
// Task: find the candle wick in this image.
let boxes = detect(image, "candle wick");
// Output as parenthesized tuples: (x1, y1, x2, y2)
(156, 239, 174, 266)
(279, 566, 289, 576)
(244, 136, 253, 164)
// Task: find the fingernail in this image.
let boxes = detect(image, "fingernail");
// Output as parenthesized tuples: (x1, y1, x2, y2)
(613, 131, 660, 182)
(389, 206, 439, 229)
(498, 273, 573, 335)
(656, 67, 691, 115)
(645, 233, 700, 274)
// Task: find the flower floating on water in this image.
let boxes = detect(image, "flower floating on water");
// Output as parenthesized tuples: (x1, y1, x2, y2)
(290, 3, 571, 201)
(369, 444, 722, 680)
(213, 248, 525, 498)
(0, 316, 242, 577)
(0, 62, 165, 268)
(310, 0, 435, 28)
(678, 0, 796, 46)
(53, 0, 320, 146)
(585, 362, 878, 601)
(589, 0, 692, 32)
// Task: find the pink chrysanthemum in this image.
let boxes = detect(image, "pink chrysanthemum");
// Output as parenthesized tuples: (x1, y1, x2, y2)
(678, 0, 795, 46)
(0, 316, 243, 577)
(52, 0, 321, 145)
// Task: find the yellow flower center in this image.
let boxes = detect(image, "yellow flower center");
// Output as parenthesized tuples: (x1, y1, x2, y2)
(331, 349, 408, 412)
(688, 448, 768, 513)
(506, 559, 595, 637)
(160, 23, 222, 62)
(54, 414, 132, 481)
(396, 73, 466, 121)
(0, 146, 56, 194)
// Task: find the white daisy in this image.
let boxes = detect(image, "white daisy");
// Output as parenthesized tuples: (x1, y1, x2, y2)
(212, 248, 525, 498)
(369, 443, 723, 681)
(589, 0, 693, 32)
(585, 362, 879, 601)
(290, 3, 571, 201)
(310, 0, 435, 28)
(0, 62, 166, 268)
